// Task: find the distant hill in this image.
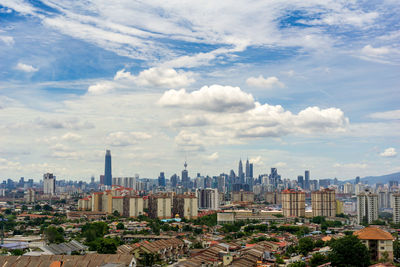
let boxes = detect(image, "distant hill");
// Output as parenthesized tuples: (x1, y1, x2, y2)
(359, 172, 400, 185)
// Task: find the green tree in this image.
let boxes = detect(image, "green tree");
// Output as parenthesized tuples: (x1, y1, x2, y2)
(81, 222, 109, 242)
(116, 222, 125, 230)
(309, 253, 328, 267)
(97, 238, 118, 254)
(113, 210, 120, 217)
(328, 235, 370, 267)
(394, 239, 400, 259)
(44, 226, 65, 244)
(11, 249, 24, 256)
(43, 204, 53, 211)
(298, 237, 314, 256)
(288, 261, 306, 267)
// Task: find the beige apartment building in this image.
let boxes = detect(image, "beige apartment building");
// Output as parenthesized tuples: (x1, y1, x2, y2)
(173, 193, 198, 219)
(231, 190, 255, 203)
(282, 189, 305, 217)
(311, 188, 336, 217)
(148, 194, 172, 219)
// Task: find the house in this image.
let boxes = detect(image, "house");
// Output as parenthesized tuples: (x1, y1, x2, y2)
(354, 226, 394, 261)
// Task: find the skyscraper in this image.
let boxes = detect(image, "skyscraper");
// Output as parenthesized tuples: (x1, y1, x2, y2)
(245, 159, 250, 178)
(238, 159, 244, 183)
(182, 161, 189, 189)
(249, 163, 253, 179)
(104, 150, 112, 186)
(297, 175, 304, 189)
(158, 172, 166, 187)
(305, 170, 310, 190)
(170, 174, 178, 188)
(357, 189, 378, 224)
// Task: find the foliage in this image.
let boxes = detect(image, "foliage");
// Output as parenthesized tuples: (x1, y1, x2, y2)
(243, 224, 269, 233)
(44, 226, 65, 244)
(298, 237, 314, 256)
(275, 254, 284, 264)
(11, 249, 24, 256)
(288, 261, 306, 267)
(220, 221, 245, 233)
(250, 236, 279, 244)
(113, 210, 120, 217)
(97, 238, 118, 254)
(309, 253, 328, 267)
(328, 235, 370, 267)
(394, 239, 400, 259)
(43, 204, 53, 211)
(191, 213, 217, 227)
(81, 222, 109, 242)
(116, 222, 125, 230)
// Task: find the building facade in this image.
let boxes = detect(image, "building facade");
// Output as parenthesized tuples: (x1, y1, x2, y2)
(148, 194, 172, 219)
(172, 193, 198, 219)
(43, 173, 56, 195)
(357, 189, 378, 224)
(311, 188, 336, 217)
(282, 189, 305, 217)
(197, 188, 219, 210)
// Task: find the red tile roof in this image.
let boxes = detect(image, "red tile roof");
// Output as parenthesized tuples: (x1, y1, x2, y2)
(354, 226, 394, 240)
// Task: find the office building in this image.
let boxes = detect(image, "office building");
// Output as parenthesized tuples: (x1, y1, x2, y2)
(43, 173, 56, 195)
(158, 172, 166, 187)
(182, 161, 190, 189)
(357, 189, 378, 224)
(282, 189, 305, 217)
(238, 159, 244, 183)
(297, 176, 304, 189)
(305, 170, 310, 191)
(171, 174, 179, 188)
(197, 188, 219, 210)
(343, 182, 354, 194)
(311, 188, 336, 217)
(104, 150, 112, 186)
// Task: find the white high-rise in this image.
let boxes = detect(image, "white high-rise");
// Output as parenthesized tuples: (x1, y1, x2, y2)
(392, 194, 400, 224)
(43, 173, 56, 195)
(357, 189, 378, 224)
(196, 188, 219, 210)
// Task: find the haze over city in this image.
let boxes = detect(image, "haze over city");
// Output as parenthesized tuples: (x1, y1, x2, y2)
(0, 0, 399, 180)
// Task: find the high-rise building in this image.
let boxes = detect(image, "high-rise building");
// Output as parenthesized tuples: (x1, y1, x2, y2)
(238, 159, 244, 183)
(297, 176, 304, 189)
(392, 194, 400, 224)
(305, 170, 310, 191)
(25, 188, 36, 203)
(245, 159, 250, 178)
(249, 163, 253, 179)
(182, 161, 190, 189)
(311, 188, 336, 217)
(197, 188, 219, 210)
(148, 194, 172, 219)
(173, 193, 198, 219)
(231, 190, 254, 203)
(171, 174, 179, 188)
(104, 150, 112, 186)
(282, 189, 305, 217)
(357, 189, 378, 224)
(158, 172, 166, 187)
(128, 196, 144, 218)
(355, 176, 361, 184)
(43, 173, 56, 195)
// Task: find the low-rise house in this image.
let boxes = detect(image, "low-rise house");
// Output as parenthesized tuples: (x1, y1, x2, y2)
(354, 226, 394, 261)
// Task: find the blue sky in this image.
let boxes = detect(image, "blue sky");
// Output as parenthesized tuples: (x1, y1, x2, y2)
(0, 0, 399, 181)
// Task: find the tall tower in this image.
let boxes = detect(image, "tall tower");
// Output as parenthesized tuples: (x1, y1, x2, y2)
(245, 159, 250, 179)
(305, 170, 310, 190)
(104, 150, 112, 186)
(238, 159, 244, 183)
(182, 161, 189, 189)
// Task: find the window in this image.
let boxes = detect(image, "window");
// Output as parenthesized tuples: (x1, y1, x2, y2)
(381, 247, 385, 250)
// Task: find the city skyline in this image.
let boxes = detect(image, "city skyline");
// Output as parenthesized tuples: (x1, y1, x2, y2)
(0, 1, 399, 180)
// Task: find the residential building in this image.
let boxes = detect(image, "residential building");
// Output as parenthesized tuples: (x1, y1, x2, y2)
(172, 193, 198, 219)
(354, 226, 394, 261)
(265, 191, 281, 205)
(357, 189, 378, 224)
(148, 194, 172, 219)
(43, 173, 55, 195)
(24, 188, 36, 203)
(282, 189, 305, 217)
(231, 190, 254, 203)
(311, 188, 336, 217)
(392, 193, 400, 224)
(197, 188, 219, 210)
(128, 196, 144, 218)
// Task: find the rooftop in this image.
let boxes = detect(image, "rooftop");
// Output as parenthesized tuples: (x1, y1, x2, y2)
(354, 226, 394, 240)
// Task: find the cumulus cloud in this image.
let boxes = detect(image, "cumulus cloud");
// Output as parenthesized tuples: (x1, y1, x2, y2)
(250, 156, 264, 166)
(174, 130, 205, 151)
(361, 45, 390, 56)
(205, 152, 219, 161)
(0, 35, 14, 46)
(133, 68, 194, 88)
(246, 75, 285, 88)
(15, 63, 38, 73)
(61, 132, 82, 142)
(106, 131, 151, 146)
(369, 110, 400, 120)
(0, 158, 22, 171)
(380, 147, 397, 158)
(88, 81, 116, 95)
(158, 85, 255, 112)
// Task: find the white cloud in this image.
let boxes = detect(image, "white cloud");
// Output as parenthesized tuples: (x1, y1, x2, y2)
(106, 131, 151, 146)
(250, 156, 264, 166)
(87, 81, 116, 95)
(0, 35, 14, 46)
(15, 63, 38, 73)
(369, 110, 400, 120)
(0, 158, 22, 171)
(361, 45, 390, 57)
(158, 85, 255, 113)
(133, 68, 194, 88)
(205, 152, 219, 161)
(34, 117, 94, 130)
(246, 75, 285, 89)
(61, 132, 82, 142)
(380, 147, 397, 158)
(274, 162, 287, 168)
(174, 130, 205, 151)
